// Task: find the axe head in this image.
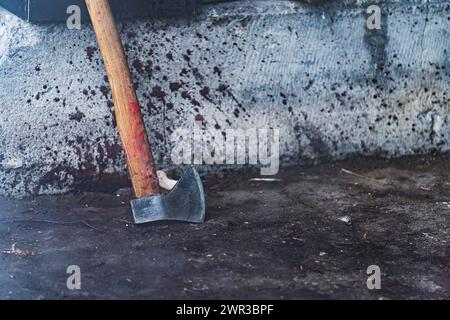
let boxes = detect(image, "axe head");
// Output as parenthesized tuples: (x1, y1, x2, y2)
(131, 166, 205, 224)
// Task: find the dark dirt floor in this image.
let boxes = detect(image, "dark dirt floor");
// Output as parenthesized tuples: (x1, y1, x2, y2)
(0, 153, 449, 300)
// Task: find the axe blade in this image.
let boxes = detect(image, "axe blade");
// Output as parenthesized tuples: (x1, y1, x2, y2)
(131, 166, 205, 224)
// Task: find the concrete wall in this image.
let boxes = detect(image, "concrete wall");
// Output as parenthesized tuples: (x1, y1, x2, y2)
(0, 0, 449, 197)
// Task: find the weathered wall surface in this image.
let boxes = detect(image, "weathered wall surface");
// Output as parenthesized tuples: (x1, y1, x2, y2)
(0, 0, 449, 196)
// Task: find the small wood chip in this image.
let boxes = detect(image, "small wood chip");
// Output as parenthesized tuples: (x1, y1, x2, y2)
(2, 243, 35, 257)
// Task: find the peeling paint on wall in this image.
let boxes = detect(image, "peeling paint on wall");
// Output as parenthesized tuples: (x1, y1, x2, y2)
(0, 7, 40, 65)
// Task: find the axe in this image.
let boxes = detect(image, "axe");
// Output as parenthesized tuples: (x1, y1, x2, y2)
(84, 0, 205, 224)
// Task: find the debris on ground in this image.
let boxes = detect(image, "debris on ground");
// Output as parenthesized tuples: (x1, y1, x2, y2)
(2, 244, 35, 257)
(0, 153, 449, 299)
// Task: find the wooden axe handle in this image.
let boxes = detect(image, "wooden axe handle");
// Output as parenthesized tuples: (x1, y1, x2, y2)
(85, 0, 160, 198)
